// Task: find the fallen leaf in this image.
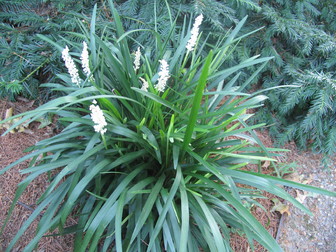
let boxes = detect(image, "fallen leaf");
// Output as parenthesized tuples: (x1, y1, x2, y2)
(295, 190, 308, 204)
(271, 198, 290, 215)
(283, 172, 303, 183)
(1, 107, 30, 133)
(302, 174, 313, 185)
(262, 160, 271, 169)
(5, 107, 13, 119)
(295, 189, 318, 203)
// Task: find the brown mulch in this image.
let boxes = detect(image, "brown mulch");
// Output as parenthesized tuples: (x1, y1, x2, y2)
(230, 190, 281, 252)
(0, 99, 74, 251)
(229, 130, 283, 252)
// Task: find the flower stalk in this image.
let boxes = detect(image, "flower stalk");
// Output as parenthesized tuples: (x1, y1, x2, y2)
(133, 47, 141, 72)
(155, 59, 170, 92)
(186, 14, 203, 53)
(89, 100, 107, 135)
(139, 77, 149, 91)
(81, 41, 94, 82)
(62, 46, 81, 87)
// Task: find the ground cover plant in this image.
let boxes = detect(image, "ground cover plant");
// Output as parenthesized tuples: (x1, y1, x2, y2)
(1, 1, 335, 251)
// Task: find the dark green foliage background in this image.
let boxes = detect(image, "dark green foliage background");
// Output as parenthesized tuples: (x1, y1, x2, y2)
(1, 0, 335, 157)
(0, 0, 98, 100)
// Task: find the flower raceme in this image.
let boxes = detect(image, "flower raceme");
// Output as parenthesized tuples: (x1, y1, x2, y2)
(81, 41, 94, 82)
(139, 77, 149, 91)
(155, 59, 170, 92)
(89, 100, 107, 135)
(186, 14, 204, 52)
(133, 47, 141, 71)
(62, 46, 81, 87)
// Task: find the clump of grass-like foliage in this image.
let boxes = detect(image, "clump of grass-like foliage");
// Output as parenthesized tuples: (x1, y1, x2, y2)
(1, 1, 335, 251)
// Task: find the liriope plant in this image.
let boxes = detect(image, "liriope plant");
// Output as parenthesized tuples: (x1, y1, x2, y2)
(1, 1, 335, 251)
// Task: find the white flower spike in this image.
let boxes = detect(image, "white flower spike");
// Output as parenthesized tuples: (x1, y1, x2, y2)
(186, 14, 204, 52)
(133, 47, 141, 71)
(81, 41, 94, 82)
(89, 100, 107, 135)
(139, 77, 149, 91)
(62, 46, 81, 87)
(155, 59, 170, 92)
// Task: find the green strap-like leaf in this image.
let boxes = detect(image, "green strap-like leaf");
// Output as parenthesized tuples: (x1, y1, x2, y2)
(132, 87, 183, 114)
(146, 166, 182, 251)
(115, 191, 127, 252)
(189, 173, 283, 252)
(183, 51, 214, 151)
(80, 165, 144, 250)
(61, 150, 146, 224)
(193, 195, 226, 252)
(128, 174, 165, 249)
(242, 170, 336, 197)
(179, 180, 189, 252)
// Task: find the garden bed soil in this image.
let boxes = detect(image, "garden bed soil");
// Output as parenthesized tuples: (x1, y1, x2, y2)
(0, 99, 335, 251)
(0, 99, 74, 251)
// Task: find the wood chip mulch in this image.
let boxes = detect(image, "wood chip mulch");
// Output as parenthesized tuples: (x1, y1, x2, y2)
(0, 99, 74, 251)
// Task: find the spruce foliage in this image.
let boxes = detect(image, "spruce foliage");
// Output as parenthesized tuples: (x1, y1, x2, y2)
(248, 0, 336, 159)
(0, 0, 97, 100)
